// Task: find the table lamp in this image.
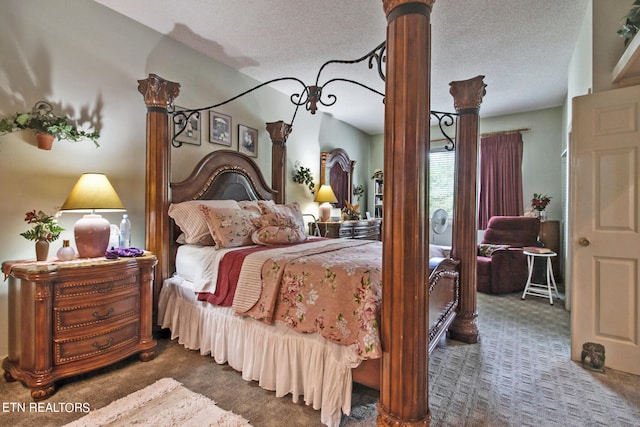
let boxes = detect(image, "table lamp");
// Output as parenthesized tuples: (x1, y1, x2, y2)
(60, 173, 125, 258)
(314, 184, 338, 222)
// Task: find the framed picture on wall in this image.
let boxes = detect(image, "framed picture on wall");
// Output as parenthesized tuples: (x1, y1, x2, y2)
(209, 111, 232, 146)
(238, 124, 258, 157)
(172, 107, 201, 146)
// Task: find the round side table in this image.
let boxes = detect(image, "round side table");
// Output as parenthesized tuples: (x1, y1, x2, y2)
(521, 250, 559, 305)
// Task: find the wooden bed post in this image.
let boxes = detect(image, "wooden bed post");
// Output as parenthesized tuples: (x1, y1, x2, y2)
(266, 120, 292, 204)
(448, 76, 486, 344)
(379, 1, 433, 426)
(137, 74, 180, 324)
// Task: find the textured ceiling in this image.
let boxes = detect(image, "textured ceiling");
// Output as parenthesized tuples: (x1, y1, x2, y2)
(95, 0, 589, 135)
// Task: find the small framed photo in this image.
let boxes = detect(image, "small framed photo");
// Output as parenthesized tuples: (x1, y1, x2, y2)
(173, 108, 201, 146)
(238, 124, 258, 157)
(209, 111, 232, 146)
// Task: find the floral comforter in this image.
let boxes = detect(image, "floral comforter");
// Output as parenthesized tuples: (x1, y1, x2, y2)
(236, 239, 382, 359)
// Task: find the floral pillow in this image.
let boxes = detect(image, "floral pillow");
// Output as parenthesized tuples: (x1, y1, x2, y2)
(168, 199, 240, 245)
(238, 200, 263, 216)
(477, 244, 509, 257)
(200, 206, 259, 248)
(252, 226, 307, 245)
(257, 201, 305, 233)
(251, 212, 299, 229)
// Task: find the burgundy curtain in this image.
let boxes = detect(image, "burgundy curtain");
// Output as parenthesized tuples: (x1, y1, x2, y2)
(477, 133, 524, 229)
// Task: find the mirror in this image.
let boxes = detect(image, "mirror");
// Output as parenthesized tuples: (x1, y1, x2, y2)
(320, 148, 355, 209)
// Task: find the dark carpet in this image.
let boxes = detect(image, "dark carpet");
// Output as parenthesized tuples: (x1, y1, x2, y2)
(1, 292, 639, 426)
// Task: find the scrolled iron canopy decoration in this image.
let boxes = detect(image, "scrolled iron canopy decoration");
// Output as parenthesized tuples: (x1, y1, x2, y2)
(171, 40, 457, 150)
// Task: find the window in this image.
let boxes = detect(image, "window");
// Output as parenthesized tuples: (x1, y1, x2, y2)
(428, 148, 455, 219)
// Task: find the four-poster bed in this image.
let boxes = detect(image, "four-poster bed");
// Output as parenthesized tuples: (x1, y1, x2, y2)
(137, 2, 485, 426)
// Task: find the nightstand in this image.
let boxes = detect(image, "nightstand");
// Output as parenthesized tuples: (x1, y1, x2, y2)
(2, 254, 157, 400)
(310, 219, 382, 240)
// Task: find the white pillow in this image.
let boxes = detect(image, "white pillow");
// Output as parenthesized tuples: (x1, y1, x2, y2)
(168, 199, 240, 245)
(429, 244, 446, 259)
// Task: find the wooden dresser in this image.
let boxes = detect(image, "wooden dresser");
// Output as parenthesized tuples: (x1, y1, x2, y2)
(2, 254, 157, 400)
(310, 219, 382, 240)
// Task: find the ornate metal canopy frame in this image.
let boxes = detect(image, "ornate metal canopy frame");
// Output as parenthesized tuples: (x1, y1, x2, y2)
(171, 40, 457, 150)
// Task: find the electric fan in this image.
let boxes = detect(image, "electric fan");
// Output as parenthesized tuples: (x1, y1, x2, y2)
(431, 208, 449, 235)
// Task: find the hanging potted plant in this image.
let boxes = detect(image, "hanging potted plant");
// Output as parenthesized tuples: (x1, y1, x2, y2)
(0, 101, 100, 150)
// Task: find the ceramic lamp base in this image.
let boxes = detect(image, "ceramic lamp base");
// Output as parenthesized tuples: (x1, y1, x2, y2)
(319, 202, 332, 222)
(74, 214, 110, 258)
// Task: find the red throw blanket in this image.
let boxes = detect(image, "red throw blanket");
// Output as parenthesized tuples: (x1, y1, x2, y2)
(197, 241, 320, 306)
(196, 245, 270, 306)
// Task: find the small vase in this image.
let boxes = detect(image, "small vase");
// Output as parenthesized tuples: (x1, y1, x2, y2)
(35, 239, 50, 261)
(57, 240, 76, 261)
(540, 210, 548, 221)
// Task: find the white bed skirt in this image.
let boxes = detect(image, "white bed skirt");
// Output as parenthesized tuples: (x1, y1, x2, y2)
(158, 275, 363, 427)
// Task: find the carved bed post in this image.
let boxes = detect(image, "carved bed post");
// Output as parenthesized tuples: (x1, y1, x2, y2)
(266, 120, 292, 204)
(448, 75, 486, 344)
(379, 1, 433, 426)
(137, 74, 180, 324)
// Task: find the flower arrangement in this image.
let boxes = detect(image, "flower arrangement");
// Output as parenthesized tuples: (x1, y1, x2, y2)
(531, 193, 551, 212)
(341, 201, 361, 221)
(20, 209, 64, 242)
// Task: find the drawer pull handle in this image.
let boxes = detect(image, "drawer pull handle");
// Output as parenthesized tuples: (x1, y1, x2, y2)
(92, 307, 114, 321)
(92, 283, 114, 293)
(92, 338, 113, 351)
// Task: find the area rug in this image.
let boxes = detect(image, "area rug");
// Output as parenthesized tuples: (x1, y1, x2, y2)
(64, 378, 252, 427)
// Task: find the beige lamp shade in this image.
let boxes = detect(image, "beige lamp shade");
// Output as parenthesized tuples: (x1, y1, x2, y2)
(314, 185, 338, 203)
(60, 173, 125, 211)
(61, 173, 125, 258)
(314, 184, 338, 222)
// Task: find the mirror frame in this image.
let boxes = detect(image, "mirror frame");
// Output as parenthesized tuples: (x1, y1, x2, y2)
(320, 148, 355, 207)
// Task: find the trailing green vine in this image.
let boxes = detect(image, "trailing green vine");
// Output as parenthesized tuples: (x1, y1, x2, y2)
(292, 161, 316, 195)
(618, 0, 640, 45)
(353, 184, 364, 201)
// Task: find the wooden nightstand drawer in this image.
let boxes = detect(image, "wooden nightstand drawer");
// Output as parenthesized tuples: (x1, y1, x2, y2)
(353, 225, 379, 239)
(54, 271, 139, 299)
(54, 293, 140, 333)
(339, 227, 352, 238)
(312, 220, 381, 240)
(54, 322, 140, 364)
(2, 254, 157, 400)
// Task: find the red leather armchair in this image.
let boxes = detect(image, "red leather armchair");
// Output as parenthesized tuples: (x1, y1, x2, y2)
(477, 216, 541, 294)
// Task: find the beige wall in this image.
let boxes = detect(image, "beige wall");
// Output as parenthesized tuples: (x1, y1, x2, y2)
(0, 0, 371, 357)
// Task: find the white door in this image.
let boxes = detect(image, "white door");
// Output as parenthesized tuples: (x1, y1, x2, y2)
(570, 84, 640, 375)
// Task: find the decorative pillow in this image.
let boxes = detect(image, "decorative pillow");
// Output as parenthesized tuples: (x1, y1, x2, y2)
(251, 212, 299, 229)
(238, 200, 263, 215)
(200, 206, 259, 248)
(256, 200, 276, 214)
(252, 226, 307, 245)
(477, 244, 509, 257)
(168, 200, 240, 245)
(257, 201, 305, 233)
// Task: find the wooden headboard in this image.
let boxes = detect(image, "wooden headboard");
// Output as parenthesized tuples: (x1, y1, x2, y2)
(168, 149, 277, 274)
(171, 150, 277, 203)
